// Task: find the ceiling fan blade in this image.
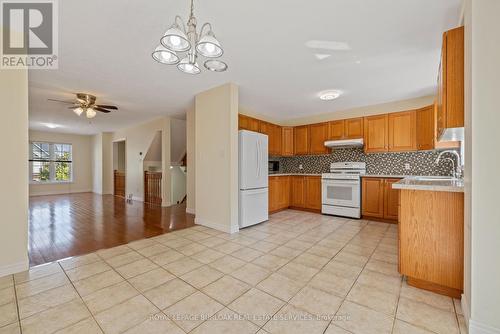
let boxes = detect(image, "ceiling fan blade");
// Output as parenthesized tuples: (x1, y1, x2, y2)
(48, 98, 75, 104)
(67, 106, 80, 109)
(94, 107, 112, 113)
(96, 104, 118, 110)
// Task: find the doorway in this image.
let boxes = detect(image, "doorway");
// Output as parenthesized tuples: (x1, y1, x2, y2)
(113, 140, 126, 197)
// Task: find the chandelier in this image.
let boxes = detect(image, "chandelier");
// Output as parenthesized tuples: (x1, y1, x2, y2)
(152, 0, 227, 74)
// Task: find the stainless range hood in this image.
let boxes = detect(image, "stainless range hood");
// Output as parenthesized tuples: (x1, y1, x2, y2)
(324, 138, 364, 148)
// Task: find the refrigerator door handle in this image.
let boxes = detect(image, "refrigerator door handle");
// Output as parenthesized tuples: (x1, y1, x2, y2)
(257, 140, 261, 177)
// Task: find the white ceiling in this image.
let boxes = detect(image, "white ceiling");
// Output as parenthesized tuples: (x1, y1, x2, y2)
(29, 0, 462, 135)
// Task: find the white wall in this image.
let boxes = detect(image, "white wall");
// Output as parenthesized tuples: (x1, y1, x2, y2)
(102, 133, 113, 195)
(195, 83, 239, 233)
(29, 131, 93, 196)
(465, 0, 500, 332)
(171, 166, 186, 204)
(110, 117, 171, 205)
(186, 106, 195, 214)
(170, 118, 186, 164)
(0, 67, 29, 276)
(92, 133, 103, 194)
(113, 141, 126, 172)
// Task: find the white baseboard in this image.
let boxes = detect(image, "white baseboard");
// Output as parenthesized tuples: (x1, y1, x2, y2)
(186, 207, 195, 215)
(29, 189, 92, 196)
(0, 259, 29, 278)
(132, 196, 144, 202)
(194, 218, 239, 234)
(161, 201, 172, 207)
(469, 319, 500, 334)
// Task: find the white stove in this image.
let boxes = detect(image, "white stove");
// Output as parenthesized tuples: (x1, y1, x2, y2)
(321, 162, 366, 218)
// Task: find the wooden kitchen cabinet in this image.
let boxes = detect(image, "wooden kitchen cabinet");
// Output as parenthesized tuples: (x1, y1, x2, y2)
(269, 176, 280, 213)
(290, 176, 306, 208)
(260, 122, 282, 156)
(294, 125, 309, 155)
(437, 26, 464, 138)
(308, 123, 329, 155)
(328, 120, 345, 140)
(305, 176, 322, 210)
(362, 177, 400, 221)
(239, 114, 260, 132)
(344, 118, 364, 139)
(388, 110, 417, 152)
(384, 179, 400, 220)
(416, 105, 435, 150)
(269, 176, 290, 213)
(434, 102, 460, 150)
(364, 115, 388, 153)
(281, 127, 294, 156)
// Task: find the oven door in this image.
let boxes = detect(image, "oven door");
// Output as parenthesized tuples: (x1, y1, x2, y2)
(322, 178, 360, 208)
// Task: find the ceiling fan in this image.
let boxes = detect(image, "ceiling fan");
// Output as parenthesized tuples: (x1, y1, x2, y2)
(48, 93, 118, 119)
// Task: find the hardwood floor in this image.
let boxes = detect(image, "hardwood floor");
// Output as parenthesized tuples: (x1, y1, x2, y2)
(28, 192, 194, 266)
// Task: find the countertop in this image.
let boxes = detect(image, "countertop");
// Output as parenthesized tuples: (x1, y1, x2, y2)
(392, 177, 464, 193)
(269, 173, 321, 176)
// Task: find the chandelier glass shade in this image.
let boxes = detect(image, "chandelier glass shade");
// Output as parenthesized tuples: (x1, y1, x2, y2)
(152, 0, 227, 74)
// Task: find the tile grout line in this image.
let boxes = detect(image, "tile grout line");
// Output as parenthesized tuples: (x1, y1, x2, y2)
(11, 275, 23, 334)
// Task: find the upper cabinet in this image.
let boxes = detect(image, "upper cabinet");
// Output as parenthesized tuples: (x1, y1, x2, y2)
(437, 26, 464, 137)
(388, 110, 417, 152)
(364, 114, 389, 153)
(328, 120, 344, 140)
(281, 127, 294, 156)
(327, 118, 363, 140)
(309, 123, 329, 155)
(294, 125, 309, 155)
(416, 105, 435, 151)
(259, 121, 282, 156)
(238, 114, 260, 132)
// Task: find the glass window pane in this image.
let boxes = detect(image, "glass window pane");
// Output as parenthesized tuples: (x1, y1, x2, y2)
(55, 144, 72, 161)
(32, 161, 51, 181)
(55, 162, 71, 181)
(32, 142, 50, 160)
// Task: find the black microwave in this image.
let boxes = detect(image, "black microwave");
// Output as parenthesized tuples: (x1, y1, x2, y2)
(268, 160, 280, 173)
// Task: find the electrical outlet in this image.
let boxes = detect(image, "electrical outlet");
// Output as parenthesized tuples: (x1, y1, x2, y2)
(404, 163, 411, 170)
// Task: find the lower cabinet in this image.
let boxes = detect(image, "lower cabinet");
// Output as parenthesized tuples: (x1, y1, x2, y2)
(269, 175, 321, 213)
(269, 176, 290, 213)
(290, 176, 305, 208)
(305, 176, 322, 210)
(362, 177, 400, 221)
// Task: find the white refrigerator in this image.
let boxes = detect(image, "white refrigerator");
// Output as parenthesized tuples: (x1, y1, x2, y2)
(239, 130, 268, 228)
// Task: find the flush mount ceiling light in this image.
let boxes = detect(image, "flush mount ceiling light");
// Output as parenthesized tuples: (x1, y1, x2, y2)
(152, 0, 228, 74)
(319, 90, 342, 101)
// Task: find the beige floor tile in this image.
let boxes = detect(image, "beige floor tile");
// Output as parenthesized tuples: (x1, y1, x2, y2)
(94, 295, 159, 334)
(0, 276, 13, 291)
(116, 258, 158, 279)
(308, 271, 355, 298)
(202, 276, 250, 305)
(65, 261, 111, 282)
(20, 299, 90, 334)
(365, 259, 400, 277)
(197, 236, 227, 248)
(333, 251, 369, 268)
(306, 245, 340, 258)
(0, 322, 21, 334)
(59, 253, 101, 271)
(83, 281, 139, 314)
(0, 302, 18, 327)
(371, 250, 399, 264)
(284, 239, 314, 251)
(18, 284, 79, 319)
(15, 272, 69, 299)
(346, 282, 399, 316)
(213, 242, 244, 254)
(124, 313, 183, 334)
(128, 238, 159, 250)
(230, 236, 259, 246)
(269, 246, 302, 260)
(0, 287, 15, 306)
(292, 253, 330, 269)
(177, 243, 207, 256)
(209, 256, 246, 274)
(128, 268, 175, 292)
(400, 282, 455, 312)
(162, 258, 203, 276)
(342, 244, 376, 257)
(73, 270, 124, 296)
(231, 247, 265, 262)
(54, 317, 103, 334)
(143, 278, 196, 310)
(334, 301, 394, 334)
(263, 304, 329, 334)
(183, 231, 212, 242)
(14, 262, 62, 284)
(396, 297, 459, 334)
(458, 315, 468, 334)
(356, 269, 402, 294)
(252, 254, 288, 271)
(190, 308, 259, 334)
(104, 251, 144, 268)
(190, 248, 225, 264)
(136, 244, 170, 258)
(289, 285, 342, 316)
(149, 250, 185, 266)
(228, 288, 285, 326)
(277, 262, 318, 283)
(230, 263, 271, 286)
(248, 240, 280, 253)
(96, 245, 131, 260)
(164, 291, 224, 332)
(180, 266, 224, 289)
(158, 237, 192, 249)
(323, 260, 363, 280)
(257, 273, 303, 301)
(323, 324, 351, 334)
(392, 320, 435, 334)
(454, 298, 463, 315)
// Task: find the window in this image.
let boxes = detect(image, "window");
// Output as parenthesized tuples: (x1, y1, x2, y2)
(30, 142, 72, 183)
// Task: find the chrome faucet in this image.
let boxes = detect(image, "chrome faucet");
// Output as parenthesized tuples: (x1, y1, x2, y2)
(436, 150, 463, 179)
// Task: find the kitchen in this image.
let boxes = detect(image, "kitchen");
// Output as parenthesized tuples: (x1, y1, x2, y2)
(238, 25, 464, 301)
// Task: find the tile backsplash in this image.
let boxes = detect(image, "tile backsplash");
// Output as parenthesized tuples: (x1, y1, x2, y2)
(272, 148, 457, 176)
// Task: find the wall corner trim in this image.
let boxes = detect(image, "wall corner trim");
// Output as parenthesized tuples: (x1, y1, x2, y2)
(194, 217, 239, 234)
(0, 259, 29, 277)
(469, 319, 500, 334)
